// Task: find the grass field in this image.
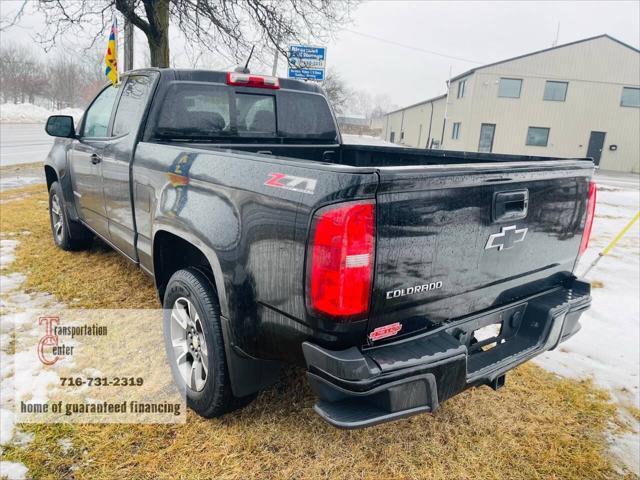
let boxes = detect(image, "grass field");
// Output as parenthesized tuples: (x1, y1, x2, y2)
(0, 184, 636, 479)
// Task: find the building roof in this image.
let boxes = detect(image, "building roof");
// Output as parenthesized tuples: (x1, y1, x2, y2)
(449, 34, 639, 82)
(387, 34, 639, 117)
(386, 93, 447, 116)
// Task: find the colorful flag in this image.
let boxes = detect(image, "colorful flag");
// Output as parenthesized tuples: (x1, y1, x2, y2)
(104, 18, 119, 86)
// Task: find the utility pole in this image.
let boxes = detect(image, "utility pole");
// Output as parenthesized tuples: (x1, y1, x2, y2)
(552, 22, 560, 47)
(271, 27, 282, 76)
(440, 65, 452, 147)
(123, 19, 134, 71)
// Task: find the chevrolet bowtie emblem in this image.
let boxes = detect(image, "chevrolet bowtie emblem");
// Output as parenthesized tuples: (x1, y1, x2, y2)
(485, 225, 528, 251)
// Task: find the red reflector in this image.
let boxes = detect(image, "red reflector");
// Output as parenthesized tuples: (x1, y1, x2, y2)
(226, 72, 280, 89)
(307, 201, 375, 320)
(579, 181, 597, 256)
(369, 323, 402, 341)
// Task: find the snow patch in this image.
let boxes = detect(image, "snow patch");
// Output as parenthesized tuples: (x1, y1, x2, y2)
(0, 409, 15, 445)
(0, 461, 28, 480)
(0, 237, 62, 475)
(0, 175, 43, 192)
(0, 103, 83, 124)
(0, 240, 19, 269)
(607, 429, 640, 476)
(12, 431, 34, 448)
(57, 438, 73, 454)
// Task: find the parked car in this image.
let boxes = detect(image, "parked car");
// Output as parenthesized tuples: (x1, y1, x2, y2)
(44, 69, 596, 428)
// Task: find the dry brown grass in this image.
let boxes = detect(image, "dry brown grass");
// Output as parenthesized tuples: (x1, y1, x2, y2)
(1, 185, 635, 480)
(1, 185, 157, 309)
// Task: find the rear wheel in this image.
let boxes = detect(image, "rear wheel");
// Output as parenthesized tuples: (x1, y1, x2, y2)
(48, 181, 92, 251)
(162, 268, 255, 417)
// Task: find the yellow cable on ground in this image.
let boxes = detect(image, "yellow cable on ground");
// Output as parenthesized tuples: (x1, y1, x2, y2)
(582, 211, 640, 277)
(601, 211, 640, 256)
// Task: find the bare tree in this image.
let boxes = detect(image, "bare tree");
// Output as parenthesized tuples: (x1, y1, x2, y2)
(348, 90, 373, 118)
(370, 94, 396, 119)
(322, 69, 350, 114)
(47, 56, 86, 109)
(2, 0, 358, 69)
(0, 42, 47, 103)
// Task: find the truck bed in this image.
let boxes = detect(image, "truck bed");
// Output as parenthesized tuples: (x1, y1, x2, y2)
(174, 141, 592, 168)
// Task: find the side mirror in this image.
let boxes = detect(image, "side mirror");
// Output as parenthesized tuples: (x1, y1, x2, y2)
(45, 115, 76, 139)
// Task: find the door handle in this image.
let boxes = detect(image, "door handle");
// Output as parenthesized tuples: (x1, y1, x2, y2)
(90, 153, 102, 165)
(493, 189, 529, 222)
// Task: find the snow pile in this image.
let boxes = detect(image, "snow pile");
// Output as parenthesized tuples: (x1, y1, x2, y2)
(0, 103, 83, 124)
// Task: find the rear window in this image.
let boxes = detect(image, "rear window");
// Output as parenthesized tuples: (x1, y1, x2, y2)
(277, 91, 337, 140)
(150, 81, 337, 142)
(236, 93, 276, 136)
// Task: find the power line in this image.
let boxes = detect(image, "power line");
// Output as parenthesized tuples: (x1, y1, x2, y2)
(343, 29, 484, 65)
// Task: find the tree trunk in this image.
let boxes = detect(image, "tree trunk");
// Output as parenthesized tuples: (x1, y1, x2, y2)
(147, 0, 170, 67)
(148, 36, 169, 68)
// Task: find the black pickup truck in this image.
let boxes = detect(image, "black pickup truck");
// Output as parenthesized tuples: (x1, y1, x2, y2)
(44, 69, 596, 428)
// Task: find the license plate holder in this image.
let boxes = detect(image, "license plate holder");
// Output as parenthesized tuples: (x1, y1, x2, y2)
(472, 323, 503, 351)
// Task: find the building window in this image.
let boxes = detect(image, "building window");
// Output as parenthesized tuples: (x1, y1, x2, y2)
(621, 87, 640, 107)
(400, 131, 405, 141)
(457, 79, 466, 99)
(452, 122, 461, 139)
(543, 81, 568, 101)
(526, 127, 550, 146)
(390, 131, 395, 143)
(498, 78, 522, 98)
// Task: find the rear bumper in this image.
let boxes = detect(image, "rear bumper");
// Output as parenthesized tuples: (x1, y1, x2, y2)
(303, 279, 591, 429)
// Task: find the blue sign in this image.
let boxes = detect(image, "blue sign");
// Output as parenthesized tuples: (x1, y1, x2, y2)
(287, 68, 325, 81)
(288, 45, 326, 81)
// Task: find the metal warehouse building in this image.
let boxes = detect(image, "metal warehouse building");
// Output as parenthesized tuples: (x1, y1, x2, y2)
(383, 35, 640, 173)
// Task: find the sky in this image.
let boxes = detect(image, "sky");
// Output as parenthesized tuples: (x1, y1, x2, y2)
(1, 0, 639, 109)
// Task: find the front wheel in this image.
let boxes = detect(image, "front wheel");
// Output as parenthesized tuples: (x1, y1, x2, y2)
(48, 181, 92, 251)
(162, 268, 255, 418)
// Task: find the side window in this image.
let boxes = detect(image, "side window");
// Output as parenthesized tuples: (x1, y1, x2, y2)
(235, 93, 276, 135)
(498, 78, 522, 98)
(154, 83, 231, 138)
(543, 81, 568, 102)
(83, 85, 119, 138)
(621, 87, 640, 107)
(526, 126, 550, 146)
(457, 79, 466, 99)
(112, 75, 155, 136)
(452, 122, 461, 139)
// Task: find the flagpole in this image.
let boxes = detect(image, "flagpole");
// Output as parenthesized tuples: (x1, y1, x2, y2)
(115, 15, 120, 85)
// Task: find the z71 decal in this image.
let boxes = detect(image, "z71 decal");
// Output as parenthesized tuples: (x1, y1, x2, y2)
(265, 172, 317, 195)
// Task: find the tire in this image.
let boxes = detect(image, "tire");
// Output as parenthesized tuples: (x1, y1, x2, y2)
(162, 268, 256, 418)
(48, 181, 92, 251)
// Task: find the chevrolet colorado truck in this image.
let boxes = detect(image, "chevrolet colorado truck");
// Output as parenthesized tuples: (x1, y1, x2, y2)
(44, 68, 596, 428)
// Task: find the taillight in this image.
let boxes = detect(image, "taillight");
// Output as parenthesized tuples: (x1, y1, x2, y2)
(307, 201, 375, 321)
(226, 72, 280, 89)
(579, 181, 597, 256)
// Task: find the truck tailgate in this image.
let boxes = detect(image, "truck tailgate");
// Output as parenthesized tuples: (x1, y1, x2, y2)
(369, 160, 594, 342)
